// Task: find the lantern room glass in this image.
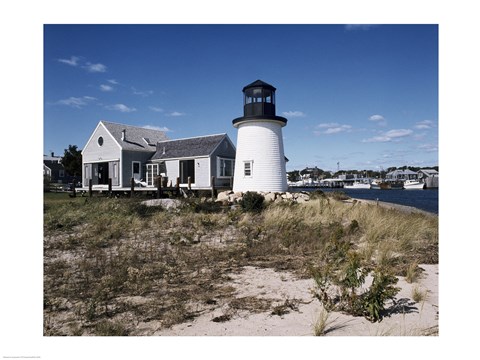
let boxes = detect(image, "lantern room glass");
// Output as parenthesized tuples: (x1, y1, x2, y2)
(244, 88, 275, 105)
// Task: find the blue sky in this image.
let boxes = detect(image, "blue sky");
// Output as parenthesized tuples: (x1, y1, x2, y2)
(44, 24, 438, 172)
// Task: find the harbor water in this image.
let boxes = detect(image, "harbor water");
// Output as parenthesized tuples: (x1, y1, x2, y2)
(292, 187, 438, 214)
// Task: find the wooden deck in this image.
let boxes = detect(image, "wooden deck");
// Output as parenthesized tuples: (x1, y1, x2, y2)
(72, 176, 231, 198)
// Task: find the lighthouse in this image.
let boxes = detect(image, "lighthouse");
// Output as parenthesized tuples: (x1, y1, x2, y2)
(232, 80, 288, 193)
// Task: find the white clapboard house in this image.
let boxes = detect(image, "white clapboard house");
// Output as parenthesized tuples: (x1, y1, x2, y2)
(81, 120, 235, 190)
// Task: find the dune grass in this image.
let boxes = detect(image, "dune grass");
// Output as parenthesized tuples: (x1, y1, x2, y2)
(43, 192, 438, 335)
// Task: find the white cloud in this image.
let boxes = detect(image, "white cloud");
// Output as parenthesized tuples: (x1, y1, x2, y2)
(100, 84, 113, 92)
(149, 106, 164, 112)
(418, 144, 438, 152)
(142, 125, 172, 132)
(282, 111, 306, 117)
(106, 103, 136, 112)
(414, 120, 435, 129)
(58, 56, 80, 66)
(362, 136, 391, 143)
(385, 129, 413, 138)
(84, 62, 107, 73)
(132, 87, 154, 97)
(314, 123, 352, 135)
(362, 129, 413, 142)
(58, 56, 108, 74)
(369, 114, 385, 122)
(317, 122, 340, 128)
(107, 79, 119, 84)
(167, 111, 185, 117)
(56, 96, 96, 108)
(324, 126, 352, 134)
(368, 114, 387, 126)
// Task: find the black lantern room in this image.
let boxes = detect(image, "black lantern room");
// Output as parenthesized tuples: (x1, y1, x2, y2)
(232, 80, 287, 126)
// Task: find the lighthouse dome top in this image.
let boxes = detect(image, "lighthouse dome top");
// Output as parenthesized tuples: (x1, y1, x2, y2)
(233, 79, 287, 127)
(242, 79, 276, 92)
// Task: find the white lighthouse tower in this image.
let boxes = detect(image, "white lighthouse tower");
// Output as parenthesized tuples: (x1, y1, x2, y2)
(232, 80, 288, 193)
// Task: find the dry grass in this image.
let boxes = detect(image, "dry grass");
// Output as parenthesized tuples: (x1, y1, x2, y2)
(412, 285, 428, 303)
(43, 192, 438, 335)
(313, 307, 331, 336)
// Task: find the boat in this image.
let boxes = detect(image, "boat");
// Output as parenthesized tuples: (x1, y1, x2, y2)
(403, 179, 425, 190)
(370, 179, 391, 190)
(370, 179, 381, 189)
(344, 181, 371, 189)
(388, 181, 404, 190)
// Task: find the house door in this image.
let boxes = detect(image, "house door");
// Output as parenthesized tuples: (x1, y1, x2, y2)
(132, 161, 141, 181)
(180, 160, 195, 184)
(97, 162, 109, 185)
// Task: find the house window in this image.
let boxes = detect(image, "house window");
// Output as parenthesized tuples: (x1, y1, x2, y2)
(218, 158, 234, 178)
(98, 136, 104, 146)
(244, 161, 253, 177)
(113, 163, 118, 179)
(59, 169, 64, 178)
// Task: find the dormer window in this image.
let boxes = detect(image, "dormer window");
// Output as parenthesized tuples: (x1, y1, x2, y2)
(143, 137, 156, 146)
(98, 136, 104, 146)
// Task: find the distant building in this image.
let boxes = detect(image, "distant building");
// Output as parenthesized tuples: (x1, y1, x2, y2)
(418, 169, 439, 188)
(43, 158, 66, 183)
(44, 152, 62, 163)
(386, 169, 418, 181)
(301, 167, 323, 181)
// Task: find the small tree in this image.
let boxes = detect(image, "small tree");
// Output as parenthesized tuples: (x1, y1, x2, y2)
(61, 145, 82, 177)
(287, 170, 300, 182)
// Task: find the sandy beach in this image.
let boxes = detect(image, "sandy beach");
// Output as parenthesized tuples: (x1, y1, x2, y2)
(152, 264, 438, 336)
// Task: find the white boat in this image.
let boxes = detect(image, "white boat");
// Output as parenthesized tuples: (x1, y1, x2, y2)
(344, 181, 371, 189)
(403, 179, 425, 190)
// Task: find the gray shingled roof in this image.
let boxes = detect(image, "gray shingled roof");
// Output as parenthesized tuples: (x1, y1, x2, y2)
(387, 169, 417, 176)
(43, 160, 65, 172)
(101, 121, 169, 151)
(151, 134, 227, 160)
(420, 169, 438, 174)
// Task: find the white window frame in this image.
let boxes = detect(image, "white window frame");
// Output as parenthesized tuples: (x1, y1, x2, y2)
(244, 160, 253, 178)
(217, 157, 235, 178)
(84, 165, 89, 180)
(146, 163, 159, 187)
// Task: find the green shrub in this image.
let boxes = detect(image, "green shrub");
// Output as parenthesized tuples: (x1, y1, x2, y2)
(312, 226, 400, 323)
(362, 270, 400, 322)
(240, 191, 265, 213)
